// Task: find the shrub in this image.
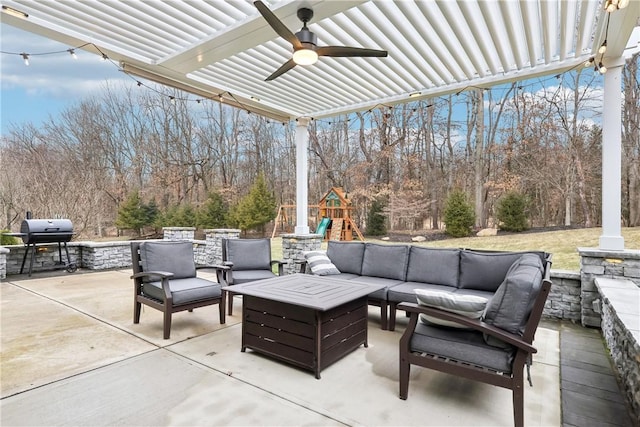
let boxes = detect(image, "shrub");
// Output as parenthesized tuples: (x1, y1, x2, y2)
(443, 190, 475, 237)
(196, 192, 229, 229)
(1, 230, 20, 245)
(366, 198, 387, 236)
(496, 191, 529, 232)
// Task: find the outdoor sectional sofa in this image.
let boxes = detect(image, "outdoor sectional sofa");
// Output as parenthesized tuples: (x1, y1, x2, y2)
(304, 241, 552, 331)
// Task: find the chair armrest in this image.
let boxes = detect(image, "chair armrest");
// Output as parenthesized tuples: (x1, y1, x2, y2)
(397, 302, 537, 354)
(195, 264, 230, 271)
(271, 259, 287, 275)
(293, 259, 308, 274)
(130, 271, 174, 280)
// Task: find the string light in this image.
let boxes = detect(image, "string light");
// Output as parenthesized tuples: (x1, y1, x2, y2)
(604, 0, 630, 12)
(0, 30, 612, 124)
(598, 40, 607, 54)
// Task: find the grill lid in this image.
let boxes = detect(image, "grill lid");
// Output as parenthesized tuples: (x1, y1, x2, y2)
(20, 219, 74, 244)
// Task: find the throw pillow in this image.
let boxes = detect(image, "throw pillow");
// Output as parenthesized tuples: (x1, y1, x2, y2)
(415, 289, 488, 329)
(303, 250, 341, 276)
(482, 253, 544, 348)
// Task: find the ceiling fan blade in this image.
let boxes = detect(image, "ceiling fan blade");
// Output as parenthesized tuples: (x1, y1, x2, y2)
(254, 1, 302, 49)
(317, 46, 388, 58)
(265, 59, 297, 81)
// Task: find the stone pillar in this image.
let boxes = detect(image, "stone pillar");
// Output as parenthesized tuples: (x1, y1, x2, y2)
(281, 233, 322, 275)
(204, 229, 240, 265)
(0, 246, 8, 280)
(162, 227, 195, 241)
(578, 247, 640, 327)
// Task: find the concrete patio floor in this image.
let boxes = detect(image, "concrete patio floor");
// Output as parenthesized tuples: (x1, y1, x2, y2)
(2, 269, 563, 426)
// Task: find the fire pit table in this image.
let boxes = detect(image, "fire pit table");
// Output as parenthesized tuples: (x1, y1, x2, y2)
(223, 274, 384, 379)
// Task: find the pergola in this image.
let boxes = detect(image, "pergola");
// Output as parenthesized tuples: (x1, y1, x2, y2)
(2, 0, 638, 248)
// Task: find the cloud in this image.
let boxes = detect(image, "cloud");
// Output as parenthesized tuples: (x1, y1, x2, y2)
(1, 24, 130, 100)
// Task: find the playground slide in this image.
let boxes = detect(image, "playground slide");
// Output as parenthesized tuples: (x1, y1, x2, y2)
(315, 217, 331, 237)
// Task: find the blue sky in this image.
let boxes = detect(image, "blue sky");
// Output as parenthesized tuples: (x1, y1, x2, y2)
(1, 24, 130, 135)
(2, 21, 630, 138)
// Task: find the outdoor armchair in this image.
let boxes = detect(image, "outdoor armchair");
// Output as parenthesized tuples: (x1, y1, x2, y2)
(220, 238, 286, 315)
(130, 241, 226, 339)
(398, 253, 552, 427)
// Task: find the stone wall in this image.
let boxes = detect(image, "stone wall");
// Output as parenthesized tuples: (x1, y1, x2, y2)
(595, 278, 640, 421)
(3, 243, 81, 276)
(0, 246, 8, 280)
(0, 229, 246, 278)
(80, 241, 137, 270)
(579, 248, 640, 327)
(546, 270, 581, 321)
(163, 227, 195, 241)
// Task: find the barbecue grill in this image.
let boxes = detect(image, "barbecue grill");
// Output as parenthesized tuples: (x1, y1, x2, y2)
(5, 218, 77, 276)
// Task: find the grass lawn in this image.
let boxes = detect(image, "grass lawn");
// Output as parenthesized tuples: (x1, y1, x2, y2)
(272, 227, 640, 271)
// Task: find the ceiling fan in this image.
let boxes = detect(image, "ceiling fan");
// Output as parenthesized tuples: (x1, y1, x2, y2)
(254, 1, 388, 81)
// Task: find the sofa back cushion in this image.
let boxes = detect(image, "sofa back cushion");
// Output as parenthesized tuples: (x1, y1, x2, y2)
(406, 247, 460, 286)
(482, 253, 545, 347)
(458, 250, 546, 292)
(361, 243, 409, 281)
(327, 241, 365, 275)
(139, 241, 196, 280)
(224, 238, 271, 271)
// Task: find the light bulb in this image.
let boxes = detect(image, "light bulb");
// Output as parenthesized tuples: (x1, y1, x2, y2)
(598, 41, 607, 54)
(68, 49, 77, 59)
(292, 48, 318, 66)
(599, 62, 607, 74)
(101, 53, 108, 61)
(618, 0, 629, 8)
(584, 58, 594, 67)
(21, 53, 29, 66)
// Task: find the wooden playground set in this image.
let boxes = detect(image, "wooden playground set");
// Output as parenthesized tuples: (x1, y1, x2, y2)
(272, 187, 364, 241)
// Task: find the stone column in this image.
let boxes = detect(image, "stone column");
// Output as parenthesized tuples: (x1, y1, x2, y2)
(578, 247, 640, 327)
(281, 233, 322, 275)
(163, 227, 195, 241)
(204, 229, 240, 265)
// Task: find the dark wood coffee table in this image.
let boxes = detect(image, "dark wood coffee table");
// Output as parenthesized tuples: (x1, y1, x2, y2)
(222, 274, 384, 379)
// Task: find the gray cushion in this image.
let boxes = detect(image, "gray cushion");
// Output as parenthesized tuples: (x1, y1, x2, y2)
(303, 250, 340, 275)
(143, 277, 221, 305)
(230, 270, 276, 284)
(225, 239, 271, 271)
(458, 250, 545, 292)
(139, 241, 196, 281)
(327, 241, 365, 275)
(349, 276, 404, 300)
(410, 322, 515, 373)
(415, 289, 488, 329)
(388, 282, 454, 303)
(482, 253, 544, 348)
(406, 247, 460, 286)
(361, 243, 409, 281)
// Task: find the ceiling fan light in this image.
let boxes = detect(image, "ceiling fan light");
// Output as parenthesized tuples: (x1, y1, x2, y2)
(293, 48, 318, 66)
